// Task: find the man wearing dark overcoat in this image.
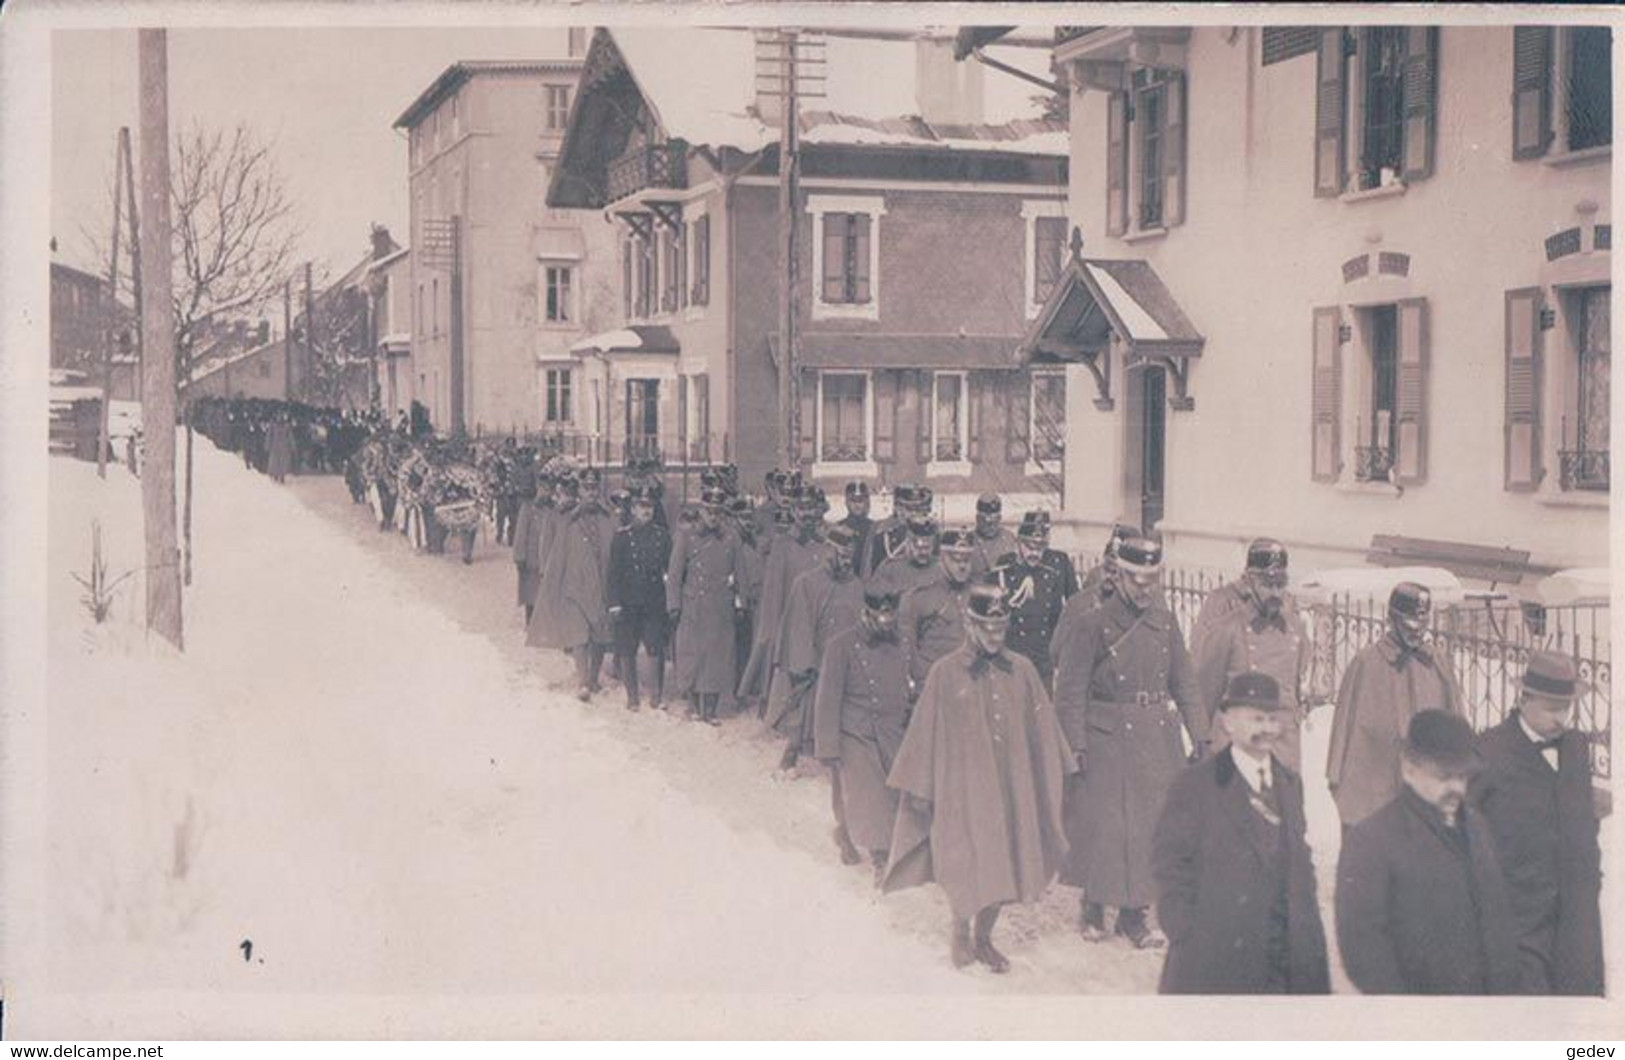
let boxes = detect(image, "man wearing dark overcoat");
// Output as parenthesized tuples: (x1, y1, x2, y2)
(1336, 710, 1519, 995)
(1050, 522, 1136, 681)
(608, 486, 673, 712)
(1153, 672, 1330, 994)
(764, 523, 865, 779)
(864, 483, 931, 577)
(968, 492, 1020, 576)
(871, 514, 940, 598)
(1191, 539, 1311, 772)
(989, 510, 1078, 689)
(1327, 582, 1463, 827)
(898, 528, 977, 697)
(1471, 652, 1605, 996)
(512, 472, 554, 624)
(1051, 531, 1207, 949)
(666, 486, 747, 724)
(837, 481, 875, 577)
(738, 487, 827, 708)
(526, 467, 617, 700)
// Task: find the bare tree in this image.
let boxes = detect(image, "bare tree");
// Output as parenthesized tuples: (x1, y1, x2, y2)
(298, 280, 371, 408)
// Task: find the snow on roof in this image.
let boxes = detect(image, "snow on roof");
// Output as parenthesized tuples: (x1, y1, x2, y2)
(1296, 566, 1467, 607)
(608, 29, 1063, 155)
(1534, 568, 1611, 607)
(1084, 263, 1168, 341)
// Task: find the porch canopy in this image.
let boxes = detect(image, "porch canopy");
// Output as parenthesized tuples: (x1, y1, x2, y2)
(1019, 255, 1203, 409)
(569, 324, 680, 356)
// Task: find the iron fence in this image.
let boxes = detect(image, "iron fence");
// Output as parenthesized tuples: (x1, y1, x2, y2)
(1095, 560, 1612, 780)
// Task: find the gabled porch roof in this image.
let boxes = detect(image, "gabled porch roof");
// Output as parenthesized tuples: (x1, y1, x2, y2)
(1021, 257, 1203, 363)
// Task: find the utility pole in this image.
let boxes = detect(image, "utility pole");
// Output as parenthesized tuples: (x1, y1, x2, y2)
(99, 130, 126, 480)
(122, 124, 143, 400)
(305, 260, 316, 405)
(283, 278, 293, 399)
(137, 28, 183, 649)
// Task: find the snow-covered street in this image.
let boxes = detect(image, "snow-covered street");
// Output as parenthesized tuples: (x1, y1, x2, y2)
(41, 437, 1198, 1028)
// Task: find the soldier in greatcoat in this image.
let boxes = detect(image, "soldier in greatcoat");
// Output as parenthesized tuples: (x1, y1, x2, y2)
(989, 510, 1078, 689)
(815, 586, 910, 880)
(1191, 539, 1312, 772)
(1336, 710, 1519, 995)
(864, 483, 931, 577)
(607, 486, 673, 712)
(737, 487, 827, 708)
(884, 579, 1076, 973)
(969, 492, 1020, 576)
(526, 467, 617, 701)
(512, 471, 554, 623)
(1051, 531, 1207, 949)
(871, 514, 940, 597)
(1153, 672, 1330, 994)
(1326, 582, 1462, 827)
(837, 481, 875, 575)
(1471, 652, 1605, 995)
(764, 523, 866, 780)
(729, 496, 764, 694)
(1050, 522, 1137, 680)
(898, 528, 978, 697)
(666, 486, 747, 724)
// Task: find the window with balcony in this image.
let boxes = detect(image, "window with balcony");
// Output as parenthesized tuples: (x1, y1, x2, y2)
(547, 86, 572, 131)
(818, 371, 871, 464)
(1515, 26, 1613, 159)
(1314, 27, 1438, 197)
(1312, 300, 1430, 486)
(930, 371, 968, 466)
(545, 367, 573, 425)
(1562, 285, 1610, 491)
(1358, 305, 1400, 482)
(543, 265, 573, 324)
(1359, 27, 1406, 190)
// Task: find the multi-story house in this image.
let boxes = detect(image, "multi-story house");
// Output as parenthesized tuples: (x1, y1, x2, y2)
(394, 38, 620, 438)
(370, 245, 413, 421)
(1019, 24, 1610, 581)
(50, 259, 138, 400)
(547, 28, 1069, 506)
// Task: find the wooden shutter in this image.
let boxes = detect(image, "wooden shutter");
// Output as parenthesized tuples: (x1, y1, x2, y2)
(1311, 306, 1343, 482)
(621, 241, 632, 319)
(1006, 369, 1031, 462)
(798, 371, 818, 463)
(874, 369, 898, 463)
(1512, 26, 1554, 160)
(1163, 72, 1188, 227)
(693, 216, 710, 304)
(967, 371, 983, 462)
(677, 374, 689, 460)
(677, 225, 689, 309)
(821, 215, 845, 302)
(1034, 216, 1067, 303)
(1393, 299, 1430, 485)
(1504, 288, 1545, 491)
(1314, 29, 1348, 198)
(1106, 92, 1129, 236)
(1401, 27, 1438, 183)
(916, 370, 933, 464)
(853, 214, 873, 304)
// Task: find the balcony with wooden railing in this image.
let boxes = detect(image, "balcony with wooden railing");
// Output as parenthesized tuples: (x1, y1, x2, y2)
(606, 141, 688, 204)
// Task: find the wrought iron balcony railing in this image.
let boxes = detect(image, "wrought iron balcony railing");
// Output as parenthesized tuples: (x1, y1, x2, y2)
(1559, 448, 1610, 492)
(1354, 444, 1395, 483)
(606, 142, 688, 204)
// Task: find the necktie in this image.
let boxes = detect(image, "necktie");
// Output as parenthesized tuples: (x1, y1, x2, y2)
(969, 652, 1014, 677)
(1534, 737, 1562, 752)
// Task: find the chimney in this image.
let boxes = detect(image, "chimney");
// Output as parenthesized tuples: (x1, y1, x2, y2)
(370, 223, 396, 261)
(915, 35, 984, 126)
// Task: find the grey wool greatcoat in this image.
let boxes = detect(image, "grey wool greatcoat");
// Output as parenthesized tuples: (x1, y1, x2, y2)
(738, 532, 825, 699)
(1326, 633, 1462, 825)
(813, 623, 911, 851)
(1152, 751, 1330, 994)
(763, 565, 866, 736)
(526, 501, 616, 650)
(512, 499, 551, 608)
(1335, 788, 1520, 995)
(666, 523, 746, 696)
(1471, 717, 1605, 996)
(1050, 593, 1207, 907)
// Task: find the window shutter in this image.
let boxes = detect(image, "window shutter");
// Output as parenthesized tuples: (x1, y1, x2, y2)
(874, 369, 898, 463)
(1163, 72, 1188, 227)
(622, 242, 632, 319)
(798, 371, 817, 463)
(853, 214, 873, 304)
(1401, 27, 1438, 183)
(1006, 369, 1031, 462)
(692, 216, 711, 305)
(822, 215, 845, 302)
(677, 374, 689, 460)
(916, 371, 933, 464)
(967, 371, 982, 462)
(1394, 298, 1429, 485)
(1311, 306, 1343, 482)
(1512, 27, 1554, 160)
(1314, 29, 1348, 198)
(1504, 288, 1545, 491)
(1034, 216, 1067, 303)
(1106, 92, 1129, 236)
(677, 226, 689, 309)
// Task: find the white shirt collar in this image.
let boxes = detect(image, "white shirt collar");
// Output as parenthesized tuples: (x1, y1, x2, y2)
(1517, 713, 1549, 746)
(1230, 745, 1273, 793)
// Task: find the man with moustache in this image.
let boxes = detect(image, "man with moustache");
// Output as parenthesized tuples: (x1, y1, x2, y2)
(1327, 582, 1463, 827)
(989, 510, 1078, 689)
(1336, 710, 1519, 995)
(871, 514, 941, 598)
(884, 579, 1075, 974)
(898, 528, 979, 698)
(607, 486, 673, 712)
(1153, 672, 1330, 994)
(1050, 522, 1138, 679)
(837, 481, 876, 577)
(865, 483, 932, 578)
(814, 586, 911, 878)
(1472, 652, 1605, 995)
(968, 493, 1020, 576)
(667, 486, 748, 725)
(1191, 539, 1311, 772)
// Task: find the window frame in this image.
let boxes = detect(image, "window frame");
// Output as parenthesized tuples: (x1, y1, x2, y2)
(813, 369, 878, 476)
(1028, 369, 1067, 473)
(546, 85, 572, 132)
(541, 263, 574, 325)
(1558, 25, 1614, 156)
(1557, 283, 1611, 492)
(1022, 200, 1069, 317)
(927, 370, 972, 474)
(807, 194, 885, 321)
(687, 208, 710, 314)
(543, 365, 574, 426)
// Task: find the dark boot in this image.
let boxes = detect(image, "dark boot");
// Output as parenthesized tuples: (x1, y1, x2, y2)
(973, 905, 1010, 974)
(950, 919, 975, 969)
(622, 650, 641, 711)
(834, 826, 862, 866)
(586, 644, 606, 694)
(1116, 906, 1166, 950)
(777, 741, 800, 773)
(649, 650, 665, 710)
(700, 693, 721, 726)
(574, 649, 594, 702)
(1079, 899, 1109, 942)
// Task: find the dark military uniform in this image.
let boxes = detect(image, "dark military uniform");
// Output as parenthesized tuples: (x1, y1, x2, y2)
(898, 570, 974, 691)
(608, 518, 673, 658)
(990, 547, 1078, 688)
(839, 511, 875, 578)
(865, 517, 912, 578)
